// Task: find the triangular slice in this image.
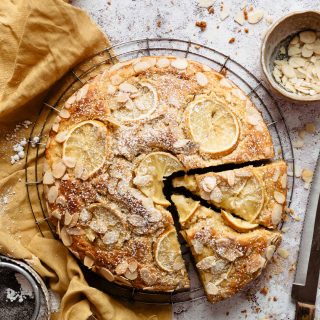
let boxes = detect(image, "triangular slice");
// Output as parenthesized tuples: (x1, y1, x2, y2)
(171, 195, 282, 303)
(173, 161, 287, 228)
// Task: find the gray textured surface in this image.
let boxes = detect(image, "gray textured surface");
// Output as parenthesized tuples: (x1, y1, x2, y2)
(71, 1, 320, 319)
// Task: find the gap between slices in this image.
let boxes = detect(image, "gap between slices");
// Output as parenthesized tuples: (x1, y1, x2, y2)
(171, 161, 288, 229)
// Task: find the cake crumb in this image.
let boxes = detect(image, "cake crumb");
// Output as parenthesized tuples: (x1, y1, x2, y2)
(260, 287, 268, 295)
(229, 37, 235, 44)
(195, 21, 207, 31)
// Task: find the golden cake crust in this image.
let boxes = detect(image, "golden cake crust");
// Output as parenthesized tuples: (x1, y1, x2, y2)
(44, 56, 276, 293)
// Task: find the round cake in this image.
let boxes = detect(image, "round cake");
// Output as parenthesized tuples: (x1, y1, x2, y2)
(43, 56, 275, 293)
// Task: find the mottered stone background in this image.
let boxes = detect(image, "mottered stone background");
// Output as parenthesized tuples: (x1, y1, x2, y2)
(72, 0, 318, 319)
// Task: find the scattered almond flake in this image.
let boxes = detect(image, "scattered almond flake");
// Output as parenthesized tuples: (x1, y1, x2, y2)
(281, 227, 289, 233)
(304, 182, 310, 190)
(265, 15, 273, 25)
(301, 168, 313, 183)
(298, 130, 306, 139)
(220, 5, 230, 21)
(234, 11, 244, 25)
(247, 9, 264, 24)
(305, 122, 316, 134)
(287, 171, 293, 176)
(197, 0, 216, 8)
(277, 248, 289, 259)
(292, 139, 304, 148)
(293, 166, 301, 179)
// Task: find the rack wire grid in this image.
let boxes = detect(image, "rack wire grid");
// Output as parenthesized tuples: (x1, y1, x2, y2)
(24, 38, 295, 305)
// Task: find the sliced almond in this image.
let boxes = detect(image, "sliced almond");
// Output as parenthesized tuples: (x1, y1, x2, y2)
(55, 131, 68, 143)
(171, 58, 188, 70)
(288, 46, 301, 57)
(60, 226, 72, 246)
(300, 31, 316, 44)
(59, 109, 70, 119)
(102, 230, 120, 245)
(48, 186, 58, 204)
(201, 176, 217, 192)
(156, 58, 170, 68)
(52, 161, 66, 179)
(62, 156, 76, 168)
(206, 282, 219, 295)
(280, 174, 287, 189)
(107, 84, 116, 95)
(69, 211, 80, 228)
(84, 255, 94, 269)
(110, 74, 124, 85)
(56, 195, 66, 206)
(282, 64, 296, 78)
(100, 267, 115, 282)
(305, 122, 316, 134)
(220, 5, 230, 21)
(226, 171, 235, 186)
(274, 191, 285, 204)
(301, 168, 313, 183)
(67, 227, 84, 235)
(115, 261, 129, 275)
(140, 267, 157, 285)
(247, 9, 264, 24)
(64, 212, 73, 226)
(302, 45, 313, 58)
(271, 203, 283, 226)
(74, 163, 84, 179)
(128, 214, 146, 227)
(195, 72, 208, 86)
(52, 122, 60, 132)
(51, 209, 62, 220)
(133, 61, 151, 73)
(210, 186, 223, 203)
(272, 167, 281, 182)
(128, 260, 138, 273)
(43, 171, 55, 185)
(278, 248, 289, 259)
(124, 269, 138, 280)
(119, 82, 138, 93)
(114, 275, 132, 286)
(265, 245, 276, 260)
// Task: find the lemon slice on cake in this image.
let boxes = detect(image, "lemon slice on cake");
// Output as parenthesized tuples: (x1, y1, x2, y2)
(221, 210, 259, 232)
(218, 172, 265, 222)
(155, 228, 184, 272)
(185, 98, 240, 155)
(62, 120, 107, 179)
(134, 152, 184, 206)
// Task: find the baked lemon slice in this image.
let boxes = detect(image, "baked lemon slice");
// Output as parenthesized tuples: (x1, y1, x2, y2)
(171, 194, 200, 225)
(63, 120, 107, 179)
(185, 98, 240, 155)
(134, 152, 184, 206)
(113, 82, 158, 122)
(155, 228, 185, 272)
(218, 172, 265, 222)
(221, 210, 259, 232)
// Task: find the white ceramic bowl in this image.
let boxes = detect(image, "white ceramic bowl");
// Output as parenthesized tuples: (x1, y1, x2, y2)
(261, 10, 320, 103)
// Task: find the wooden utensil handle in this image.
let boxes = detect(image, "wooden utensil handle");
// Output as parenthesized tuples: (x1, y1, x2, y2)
(296, 302, 315, 320)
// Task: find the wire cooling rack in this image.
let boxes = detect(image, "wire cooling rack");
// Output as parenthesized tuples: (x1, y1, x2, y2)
(24, 38, 295, 305)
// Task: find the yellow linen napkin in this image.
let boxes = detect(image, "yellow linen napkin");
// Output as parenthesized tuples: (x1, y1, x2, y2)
(0, 1, 172, 319)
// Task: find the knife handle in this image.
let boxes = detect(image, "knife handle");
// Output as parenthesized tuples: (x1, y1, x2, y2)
(295, 302, 315, 320)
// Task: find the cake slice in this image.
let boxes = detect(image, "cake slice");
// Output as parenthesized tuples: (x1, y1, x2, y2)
(172, 161, 287, 228)
(171, 194, 282, 303)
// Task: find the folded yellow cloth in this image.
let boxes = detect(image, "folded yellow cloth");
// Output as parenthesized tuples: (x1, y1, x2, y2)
(0, 1, 172, 319)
